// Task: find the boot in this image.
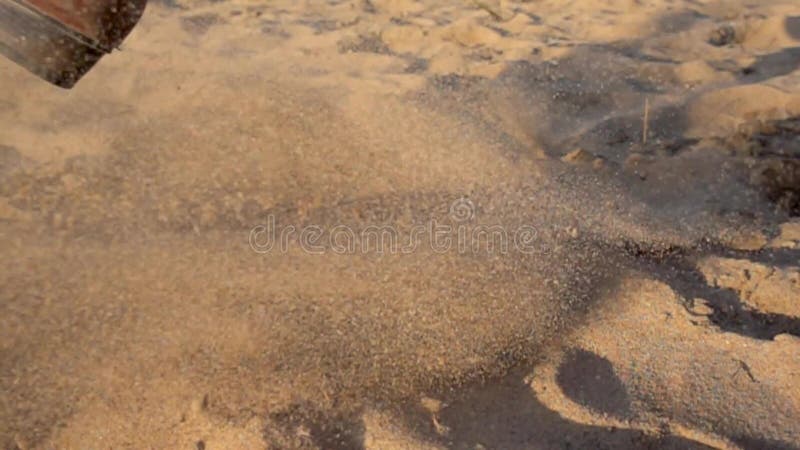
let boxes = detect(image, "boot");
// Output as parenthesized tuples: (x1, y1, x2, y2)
(0, 0, 147, 88)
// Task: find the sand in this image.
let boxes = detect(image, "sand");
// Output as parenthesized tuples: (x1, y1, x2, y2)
(1, 0, 799, 448)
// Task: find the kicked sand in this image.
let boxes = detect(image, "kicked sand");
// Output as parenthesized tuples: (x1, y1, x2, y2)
(1, 0, 799, 448)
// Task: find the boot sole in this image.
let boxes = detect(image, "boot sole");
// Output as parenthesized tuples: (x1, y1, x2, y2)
(0, 0, 109, 88)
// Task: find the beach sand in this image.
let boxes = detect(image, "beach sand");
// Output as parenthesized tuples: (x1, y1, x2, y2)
(1, 0, 799, 448)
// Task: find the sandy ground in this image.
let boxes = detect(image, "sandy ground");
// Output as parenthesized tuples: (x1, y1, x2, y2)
(1, 0, 799, 448)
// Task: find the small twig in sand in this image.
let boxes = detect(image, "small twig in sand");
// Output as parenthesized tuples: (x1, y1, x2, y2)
(643, 97, 650, 144)
(471, 0, 504, 20)
(732, 358, 757, 383)
(432, 414, 451, 436)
